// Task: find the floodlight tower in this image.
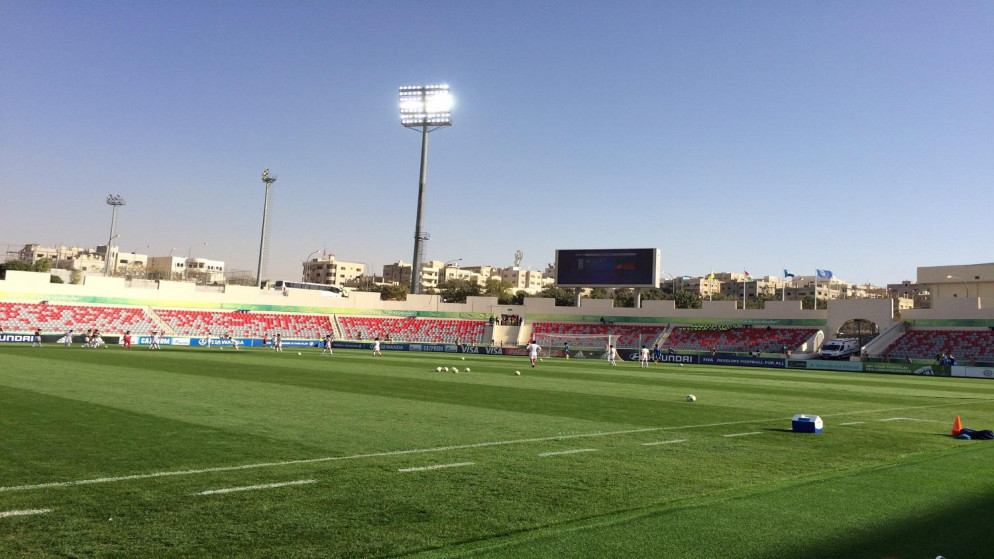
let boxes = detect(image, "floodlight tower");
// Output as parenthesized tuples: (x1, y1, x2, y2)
(399, 84, 452, 294)
(103, 195, 126, 276)
(256, 168, 277, 287)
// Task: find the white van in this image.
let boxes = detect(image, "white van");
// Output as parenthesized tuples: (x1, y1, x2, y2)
(819, 338, 861, 360)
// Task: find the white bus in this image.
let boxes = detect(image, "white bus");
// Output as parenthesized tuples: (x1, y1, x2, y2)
(272, 280, 348, 297)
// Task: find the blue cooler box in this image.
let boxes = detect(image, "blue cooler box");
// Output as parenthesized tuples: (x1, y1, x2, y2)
(792, 414, 823, 433)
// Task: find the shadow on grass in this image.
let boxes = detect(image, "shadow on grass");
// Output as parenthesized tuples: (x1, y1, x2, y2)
(793, 492, 994, 559)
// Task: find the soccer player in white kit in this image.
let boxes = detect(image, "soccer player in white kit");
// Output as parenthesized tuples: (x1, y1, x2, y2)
(608, 345, 619, 366)
(372, 338, 382, 357)
(639, 345, 650, 368)
(526, 340, 542, 368)
(273, 333, 283, 353)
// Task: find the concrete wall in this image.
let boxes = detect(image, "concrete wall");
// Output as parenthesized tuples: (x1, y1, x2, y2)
(2, 271, 990, 338)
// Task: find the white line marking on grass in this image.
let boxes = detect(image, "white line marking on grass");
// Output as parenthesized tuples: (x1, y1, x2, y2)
(839, 421, 866, 426)
(538, 448, 596, 457)
(641, 439, 687, 446)
(0, 509, 52, 518)
(723, 432, 762, 438)
(197, 479, 316, 496)
(2, 401, 984, 494)
(879, 417, 930, 422)
(398, 462, 474, 473)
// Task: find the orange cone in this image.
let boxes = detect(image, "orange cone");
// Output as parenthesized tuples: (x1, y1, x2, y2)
(951, 415, 963, 436)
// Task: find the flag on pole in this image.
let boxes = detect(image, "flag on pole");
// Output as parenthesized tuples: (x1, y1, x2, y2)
(816, 269, 833, 279)
(743, 270, 752, 281)
(706, 271, 715, 280)
(784, 269, 795, 278)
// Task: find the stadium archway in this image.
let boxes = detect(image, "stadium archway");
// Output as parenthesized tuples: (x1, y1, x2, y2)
(836, 318, 880, 348)
(825, 299, 894, 349)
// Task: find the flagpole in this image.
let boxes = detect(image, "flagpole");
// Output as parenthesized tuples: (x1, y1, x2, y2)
(742, 273, 746, 309)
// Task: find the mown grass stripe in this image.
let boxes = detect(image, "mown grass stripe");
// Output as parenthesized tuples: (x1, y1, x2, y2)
(0, 402, 967, 494)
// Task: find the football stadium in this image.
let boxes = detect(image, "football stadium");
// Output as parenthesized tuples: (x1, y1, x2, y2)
(2, 262, 994, 558)
(4, 4, 993, 557)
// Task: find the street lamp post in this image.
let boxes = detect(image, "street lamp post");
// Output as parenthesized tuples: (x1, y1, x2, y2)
(302, 250, 321, 282)
(103, 195, 126, 276)
(399, 84, 452, 295)
(946, 275, 969, 298)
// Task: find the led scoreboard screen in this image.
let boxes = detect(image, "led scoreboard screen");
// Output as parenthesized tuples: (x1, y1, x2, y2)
(555, 248, 660, 288)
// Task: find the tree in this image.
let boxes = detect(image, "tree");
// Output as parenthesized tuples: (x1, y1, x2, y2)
(379, 284, 408, 301)
(1, 260, 33, 273)
(50, 275, 64, 284)
(539, 286, 576, 307)
(588, 287, 611, 299)
(612, 288, 635, 308)
(674, 291, 703, 309)
(506, 290, 527, 305)
(639, 288, 669, 301)
(483, 279, 513, 301)
(438, 279, 482, 303)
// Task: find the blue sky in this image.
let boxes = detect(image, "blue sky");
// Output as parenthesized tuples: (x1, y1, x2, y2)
(2, 2, 992, 287)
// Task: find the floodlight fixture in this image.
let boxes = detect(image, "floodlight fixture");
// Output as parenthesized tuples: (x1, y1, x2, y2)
(399, 84, 452, 128)
(398, 84, 453, 294)
(103, 194, 126, 276)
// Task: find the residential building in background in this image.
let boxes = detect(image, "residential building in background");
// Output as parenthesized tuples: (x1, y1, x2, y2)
(302, 255, 365, 286)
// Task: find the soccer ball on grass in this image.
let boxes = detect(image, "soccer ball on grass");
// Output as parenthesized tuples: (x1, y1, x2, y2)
(685, 394, 696, 402)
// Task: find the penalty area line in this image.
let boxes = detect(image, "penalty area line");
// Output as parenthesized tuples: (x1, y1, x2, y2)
(538, 449, 596, 457)
(398, 462, 474, 473)
(641, 439, 688, 446)
(197, 479, 316, 496)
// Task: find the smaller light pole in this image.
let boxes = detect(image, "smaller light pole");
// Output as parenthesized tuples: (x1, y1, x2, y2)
(946, 275, 969, 298)
(302, 249, 321, 282)
(103, 195, 126, 276)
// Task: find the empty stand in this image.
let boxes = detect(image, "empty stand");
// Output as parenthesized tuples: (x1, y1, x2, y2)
(0, 302, 158, 334)
(531, 322, 667, 349)
(153, 309, 333, 338)
(884, 329, 994, 363)
(337, 316, 486, 344)
(665, 326, 817, 354)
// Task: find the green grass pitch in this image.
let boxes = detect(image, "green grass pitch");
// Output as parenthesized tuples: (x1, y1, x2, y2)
(2, 344, 993, 558)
